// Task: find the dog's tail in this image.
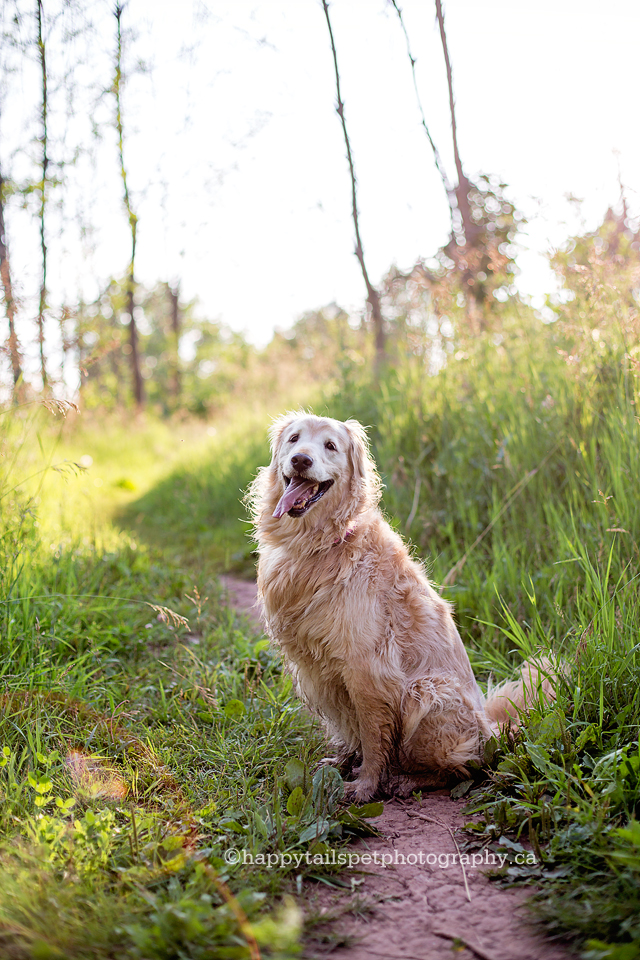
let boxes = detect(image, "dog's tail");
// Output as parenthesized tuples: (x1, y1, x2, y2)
(484, 656, 560, 727)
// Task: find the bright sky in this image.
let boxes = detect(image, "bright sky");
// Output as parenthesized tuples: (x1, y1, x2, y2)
(2, 0, 640, 373)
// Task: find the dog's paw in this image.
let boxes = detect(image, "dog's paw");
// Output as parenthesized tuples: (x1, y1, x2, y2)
(318, 756, 343, 768)
(319, 753, 361, 776)
(343, 777, 377, 804)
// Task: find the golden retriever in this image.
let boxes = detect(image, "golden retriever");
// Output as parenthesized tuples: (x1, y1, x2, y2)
(248, 412, 553, 802)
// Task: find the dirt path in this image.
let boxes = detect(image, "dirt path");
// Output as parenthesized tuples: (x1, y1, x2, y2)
(219, 575, 264, 628)
(219, 576, 573, 960)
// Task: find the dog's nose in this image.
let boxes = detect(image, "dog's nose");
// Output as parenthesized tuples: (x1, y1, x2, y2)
(291, 453, 313, 472)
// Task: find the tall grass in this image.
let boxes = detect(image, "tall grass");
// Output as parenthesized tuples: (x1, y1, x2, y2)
(111, 304, 640, 953)
(0, 404, 379, 960)
(148, 305, 640, 955)
(325, 313, 640, 957)
(1, 298, 639, 956)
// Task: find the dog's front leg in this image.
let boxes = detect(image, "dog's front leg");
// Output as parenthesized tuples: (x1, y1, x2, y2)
(341, 666, 398, 803)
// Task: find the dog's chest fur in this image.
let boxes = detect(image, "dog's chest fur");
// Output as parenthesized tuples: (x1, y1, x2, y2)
(258, 540, 369, 667)
(257, 516, 466, 683)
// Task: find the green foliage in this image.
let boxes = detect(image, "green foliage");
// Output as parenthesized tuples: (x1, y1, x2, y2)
(322, 268, 639, 954)
(2, 215, 640, 955)
(0, 405, 382, 959)
(76, 281, 360, 419)
(378, 175, 525, 348)
(439, 173, 524, 320)
(76, 279, 256, 416)
(548, 200, 640, 370)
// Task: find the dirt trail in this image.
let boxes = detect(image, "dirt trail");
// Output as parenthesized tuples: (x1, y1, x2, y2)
(219, 575, 264, 628)
(219, 576, 573, 960)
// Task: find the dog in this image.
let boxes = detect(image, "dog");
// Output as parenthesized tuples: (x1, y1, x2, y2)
(248, 412, 554, 802)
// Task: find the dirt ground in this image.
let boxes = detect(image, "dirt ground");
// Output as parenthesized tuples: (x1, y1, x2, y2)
(219, 576, 574, 960)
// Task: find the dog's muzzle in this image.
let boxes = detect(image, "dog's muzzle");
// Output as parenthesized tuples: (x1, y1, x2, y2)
(272, 475, 334, 518)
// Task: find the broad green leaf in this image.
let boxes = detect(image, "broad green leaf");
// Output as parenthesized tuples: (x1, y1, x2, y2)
(284, 759, 307, 792)
(253, 811, 269, 838)
(286, 787, 306, 817)
(575, 723, 599, 752)
(312, 766, 343, 814)
(223, 699, 245, 719)
(299, 818, 331, 844)
(450, 779, 473, 799)
(349, 802, 384, 818)
(483, 735, 499, 765)
(525, 741, 565, 778)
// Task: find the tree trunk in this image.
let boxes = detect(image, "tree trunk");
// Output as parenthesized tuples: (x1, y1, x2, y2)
(169, 282, 181, 404)
(321, 0, 385, 369)
(0, 175, 24, 399)
(114, 3, 144, 408)
(127, 267, 143, 406)
(434, 0, 476, 247)
(435, 0, 485, 331)
(37, 0, 49, 390)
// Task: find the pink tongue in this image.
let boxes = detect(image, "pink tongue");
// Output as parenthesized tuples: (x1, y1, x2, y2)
(273, 477, 317, 519)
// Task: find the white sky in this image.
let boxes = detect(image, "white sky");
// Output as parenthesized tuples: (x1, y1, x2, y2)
(2, 0, 639, 374)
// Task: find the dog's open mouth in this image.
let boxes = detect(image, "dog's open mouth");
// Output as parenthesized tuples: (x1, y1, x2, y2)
(273, 476, 334, 519)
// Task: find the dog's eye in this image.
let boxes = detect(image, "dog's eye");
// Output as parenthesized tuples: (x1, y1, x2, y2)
(325, 440, 337, 452)
(288, 434, 299, 444)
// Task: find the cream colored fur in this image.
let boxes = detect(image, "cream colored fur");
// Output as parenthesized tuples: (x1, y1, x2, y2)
(248, 412, 555, 802)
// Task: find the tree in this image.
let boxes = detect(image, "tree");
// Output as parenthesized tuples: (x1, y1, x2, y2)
(113, 2, 143, 408)
(168, 282, 181, 405)
(36, 0, 49, 390)
(433, 0, 524, 331)
(385, 0, 523, 339)
(321, 0, 386, 369)
(549, 198, 640, 362)
(0, 173, 24, 398)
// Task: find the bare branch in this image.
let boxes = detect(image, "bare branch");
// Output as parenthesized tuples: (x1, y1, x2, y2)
(434, 0, 475, 247)
(321, 0, 385, 364)
(113, 1, 144, 407)
(169, 282, 181, 404)
(388, 0, 455, 232)
(0, 174, 24, 398)
(37, 0, 49, 390)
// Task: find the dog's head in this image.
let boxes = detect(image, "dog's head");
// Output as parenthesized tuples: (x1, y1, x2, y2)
(257, 412, 381, 528)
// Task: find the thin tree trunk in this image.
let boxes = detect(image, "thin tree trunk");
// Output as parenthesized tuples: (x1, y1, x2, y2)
(58, 304, 71, 383)
(435, 0, 482, 331)
(321, 0, 385, 367)
(114, 2, 143, 408)
(0, 175, 24, 398)
(37, 0, 49, 390)
(76, 298, 86, 390)
(434, 0, 476, 246)
(169, 282, 181, 404)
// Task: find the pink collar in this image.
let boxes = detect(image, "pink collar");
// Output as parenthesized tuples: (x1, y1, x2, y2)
(333, 527, 356, 545)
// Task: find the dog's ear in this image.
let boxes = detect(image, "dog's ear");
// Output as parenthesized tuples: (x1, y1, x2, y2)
(344, 419, 382, 507)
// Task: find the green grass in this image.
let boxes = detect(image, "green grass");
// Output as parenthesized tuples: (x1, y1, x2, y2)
(325, 316, 640, 958)
(0, 402, 380, 960)
(1, 301, 639, 957)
